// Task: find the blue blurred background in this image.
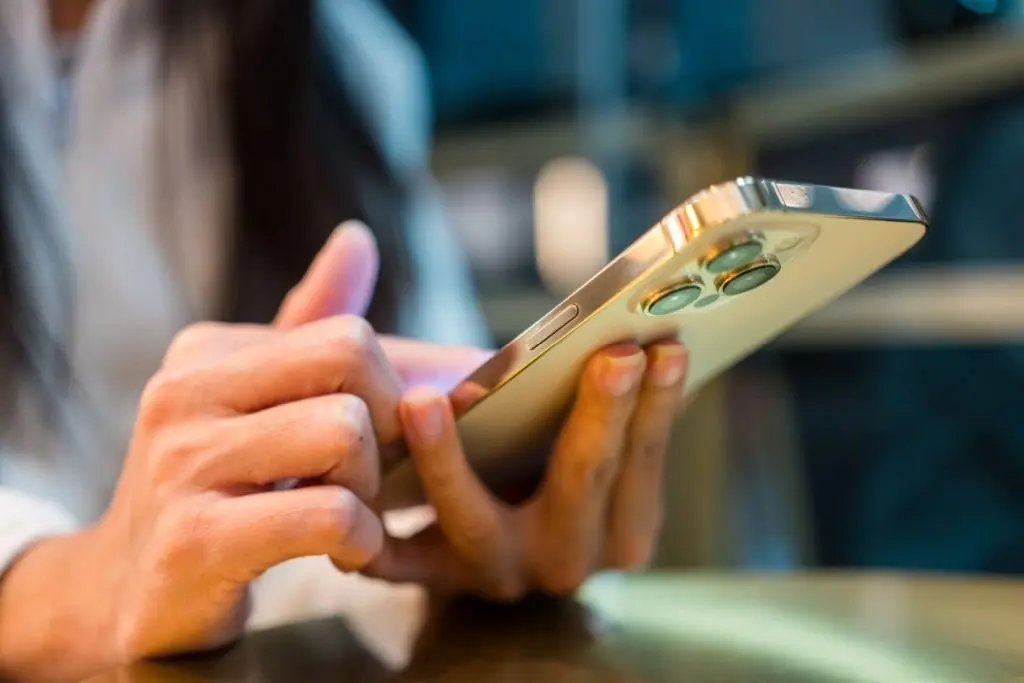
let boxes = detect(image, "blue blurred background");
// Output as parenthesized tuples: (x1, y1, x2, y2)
(382, 0, 1024, 574)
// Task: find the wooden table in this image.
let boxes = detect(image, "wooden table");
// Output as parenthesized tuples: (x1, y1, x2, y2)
(89, 573, 1024, 683)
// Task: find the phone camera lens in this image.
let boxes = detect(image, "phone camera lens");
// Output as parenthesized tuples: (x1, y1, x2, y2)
(644, 279, 703, 316)
(706, 239, 763, 274)
(695, 294, 719, 308)
(717, 256, 781, 296)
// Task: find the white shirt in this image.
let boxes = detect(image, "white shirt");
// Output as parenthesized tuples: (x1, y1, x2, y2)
(0, 0, 484, 661)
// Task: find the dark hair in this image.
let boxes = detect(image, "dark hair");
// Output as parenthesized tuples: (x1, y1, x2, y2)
(0, 74, 74, 422)
(0, 1, 410, 419)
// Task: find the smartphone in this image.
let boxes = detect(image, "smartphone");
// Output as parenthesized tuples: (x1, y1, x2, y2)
(379, 178, 927, 508)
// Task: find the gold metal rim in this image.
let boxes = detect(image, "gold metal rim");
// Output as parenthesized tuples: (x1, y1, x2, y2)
(715, 254, 782, 295)
(641, 275, 705, 315)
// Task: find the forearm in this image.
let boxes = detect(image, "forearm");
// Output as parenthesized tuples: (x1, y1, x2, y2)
(0, 528, 117, 682)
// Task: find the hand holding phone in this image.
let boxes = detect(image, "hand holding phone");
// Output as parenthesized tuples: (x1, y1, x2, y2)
(380, 178, 928, 508)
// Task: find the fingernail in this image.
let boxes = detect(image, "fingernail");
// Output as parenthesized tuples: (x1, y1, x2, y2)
(337, 490, 384, 566)
(323, 221, 355, 255)
(650, 344, 688, 388)
(402, 388, 446, 444)
(328, 220, 375, 256)
(307, 222, 360, 273)
(334, 219, 368, 238)
(602, 350, 645, 396)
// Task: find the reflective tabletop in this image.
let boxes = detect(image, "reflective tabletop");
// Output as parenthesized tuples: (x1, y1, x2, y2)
(89, 573, 1024, 683)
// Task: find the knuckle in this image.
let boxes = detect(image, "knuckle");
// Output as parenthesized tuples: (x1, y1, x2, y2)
(152, 427, 202, 462)
(331, 394, 372, 446)
(316, 394, 372, 469)
(312, 317, 380, 390)
(164, 322, 223, 367)
(315, 489, 359, 543)
(148, 431, 186, 485)
(154, 502, 216, 569)
(591, 452, 621, 490)
(330, 396, 379, 496)
(633, 434, 669, 464)
(329, 315, 376, 359)
(322, 491, 382, 566)
(139, 369, 200, 424)
(149, 427, 220, 489)
(565, 447, 620, 491)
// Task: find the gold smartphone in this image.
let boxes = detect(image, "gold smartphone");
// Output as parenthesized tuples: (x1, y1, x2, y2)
(380, 178, 928, 508)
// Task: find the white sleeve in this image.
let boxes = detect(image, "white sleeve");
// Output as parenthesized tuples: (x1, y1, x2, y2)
(0, 487, 78, 578)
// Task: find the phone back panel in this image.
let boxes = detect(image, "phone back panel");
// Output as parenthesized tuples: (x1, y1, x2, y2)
(380, 179, 927, 507)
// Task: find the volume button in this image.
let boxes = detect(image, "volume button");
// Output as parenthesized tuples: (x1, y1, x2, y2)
(526, 304, 580, 351)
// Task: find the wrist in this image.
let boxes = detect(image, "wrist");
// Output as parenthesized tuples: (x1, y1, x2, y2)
(0, 526, 120, 681)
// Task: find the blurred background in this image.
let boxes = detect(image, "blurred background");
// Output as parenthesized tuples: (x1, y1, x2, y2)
(383, 0, 1024, 574)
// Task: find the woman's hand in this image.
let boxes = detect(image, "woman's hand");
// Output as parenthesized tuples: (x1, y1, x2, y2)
(0, 222, 408, 682)
(365, 340, 688, 600)
(0, 315, 416, 683)
(285, 220, 690, 599)
(104, 316, 410, 652)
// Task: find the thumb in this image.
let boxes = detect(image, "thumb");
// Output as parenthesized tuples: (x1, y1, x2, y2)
(274, 220, 380, 329)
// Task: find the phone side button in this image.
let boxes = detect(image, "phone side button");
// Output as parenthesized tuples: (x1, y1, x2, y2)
(526, 304, 580, 351)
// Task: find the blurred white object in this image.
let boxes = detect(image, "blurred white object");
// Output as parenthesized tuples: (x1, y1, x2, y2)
(443, 168, 532, 274)
(533, 157, 610, 295)
(854, 145, 934, 210)
(250, 506, 435, 670)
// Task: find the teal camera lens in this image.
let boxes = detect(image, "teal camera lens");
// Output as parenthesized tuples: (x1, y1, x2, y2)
(645, 284, 703, 315)
(694, 294, 720, 309)
(706, 240, 763, 274)
(719, 258, 780, 296)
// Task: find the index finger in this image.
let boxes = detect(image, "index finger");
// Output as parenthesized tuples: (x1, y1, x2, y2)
(274, 221, 380, 329)
(147, 316, 406, 449)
